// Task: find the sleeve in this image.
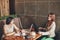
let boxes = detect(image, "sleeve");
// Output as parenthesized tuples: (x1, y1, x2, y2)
(49, 22, 56, 32)
(39, 31, 50, 35)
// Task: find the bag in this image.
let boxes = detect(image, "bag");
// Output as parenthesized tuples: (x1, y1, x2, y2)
(46, 38, 54, 40)
(41, 37, 46, 40)
(41, 37, 54, 40)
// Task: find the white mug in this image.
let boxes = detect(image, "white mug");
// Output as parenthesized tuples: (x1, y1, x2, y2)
(31, 31, 36, 38)
(21, 29, 26, 36)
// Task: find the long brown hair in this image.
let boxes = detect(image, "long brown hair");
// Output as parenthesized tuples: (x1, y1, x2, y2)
(47, 13, 55, 27)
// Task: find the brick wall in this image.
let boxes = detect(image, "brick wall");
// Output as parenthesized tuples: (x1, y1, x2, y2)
(15, 0, 60, 32)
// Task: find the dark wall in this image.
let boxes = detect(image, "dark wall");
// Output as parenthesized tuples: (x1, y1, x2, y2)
(9, 0, 15, 14)
(15, 0, 60, 32)
(0, 21, 4, 40)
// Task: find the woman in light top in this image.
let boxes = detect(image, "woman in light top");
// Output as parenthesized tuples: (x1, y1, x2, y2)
(3, 17, 20, 37)
(38, 13, 56, 39)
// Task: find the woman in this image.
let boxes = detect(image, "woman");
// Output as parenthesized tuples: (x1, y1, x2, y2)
(3, 17, 20, 40)
(38, 13, 56, 40)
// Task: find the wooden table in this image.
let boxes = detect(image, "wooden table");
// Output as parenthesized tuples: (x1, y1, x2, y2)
(3, 36, 24, 40)
(3, 34, 41, 40)
(29, 34, 41, 40)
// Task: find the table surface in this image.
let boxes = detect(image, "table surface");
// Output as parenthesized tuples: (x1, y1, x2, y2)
(4, 34, 41, 40)
(29, 34, 42, 40)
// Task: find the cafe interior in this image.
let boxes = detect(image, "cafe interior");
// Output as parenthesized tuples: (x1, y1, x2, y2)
(0, 0, 60, 40)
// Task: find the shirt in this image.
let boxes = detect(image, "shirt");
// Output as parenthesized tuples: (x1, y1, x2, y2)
(4, 25, 14, 34)
(39, 21, 56, 37)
